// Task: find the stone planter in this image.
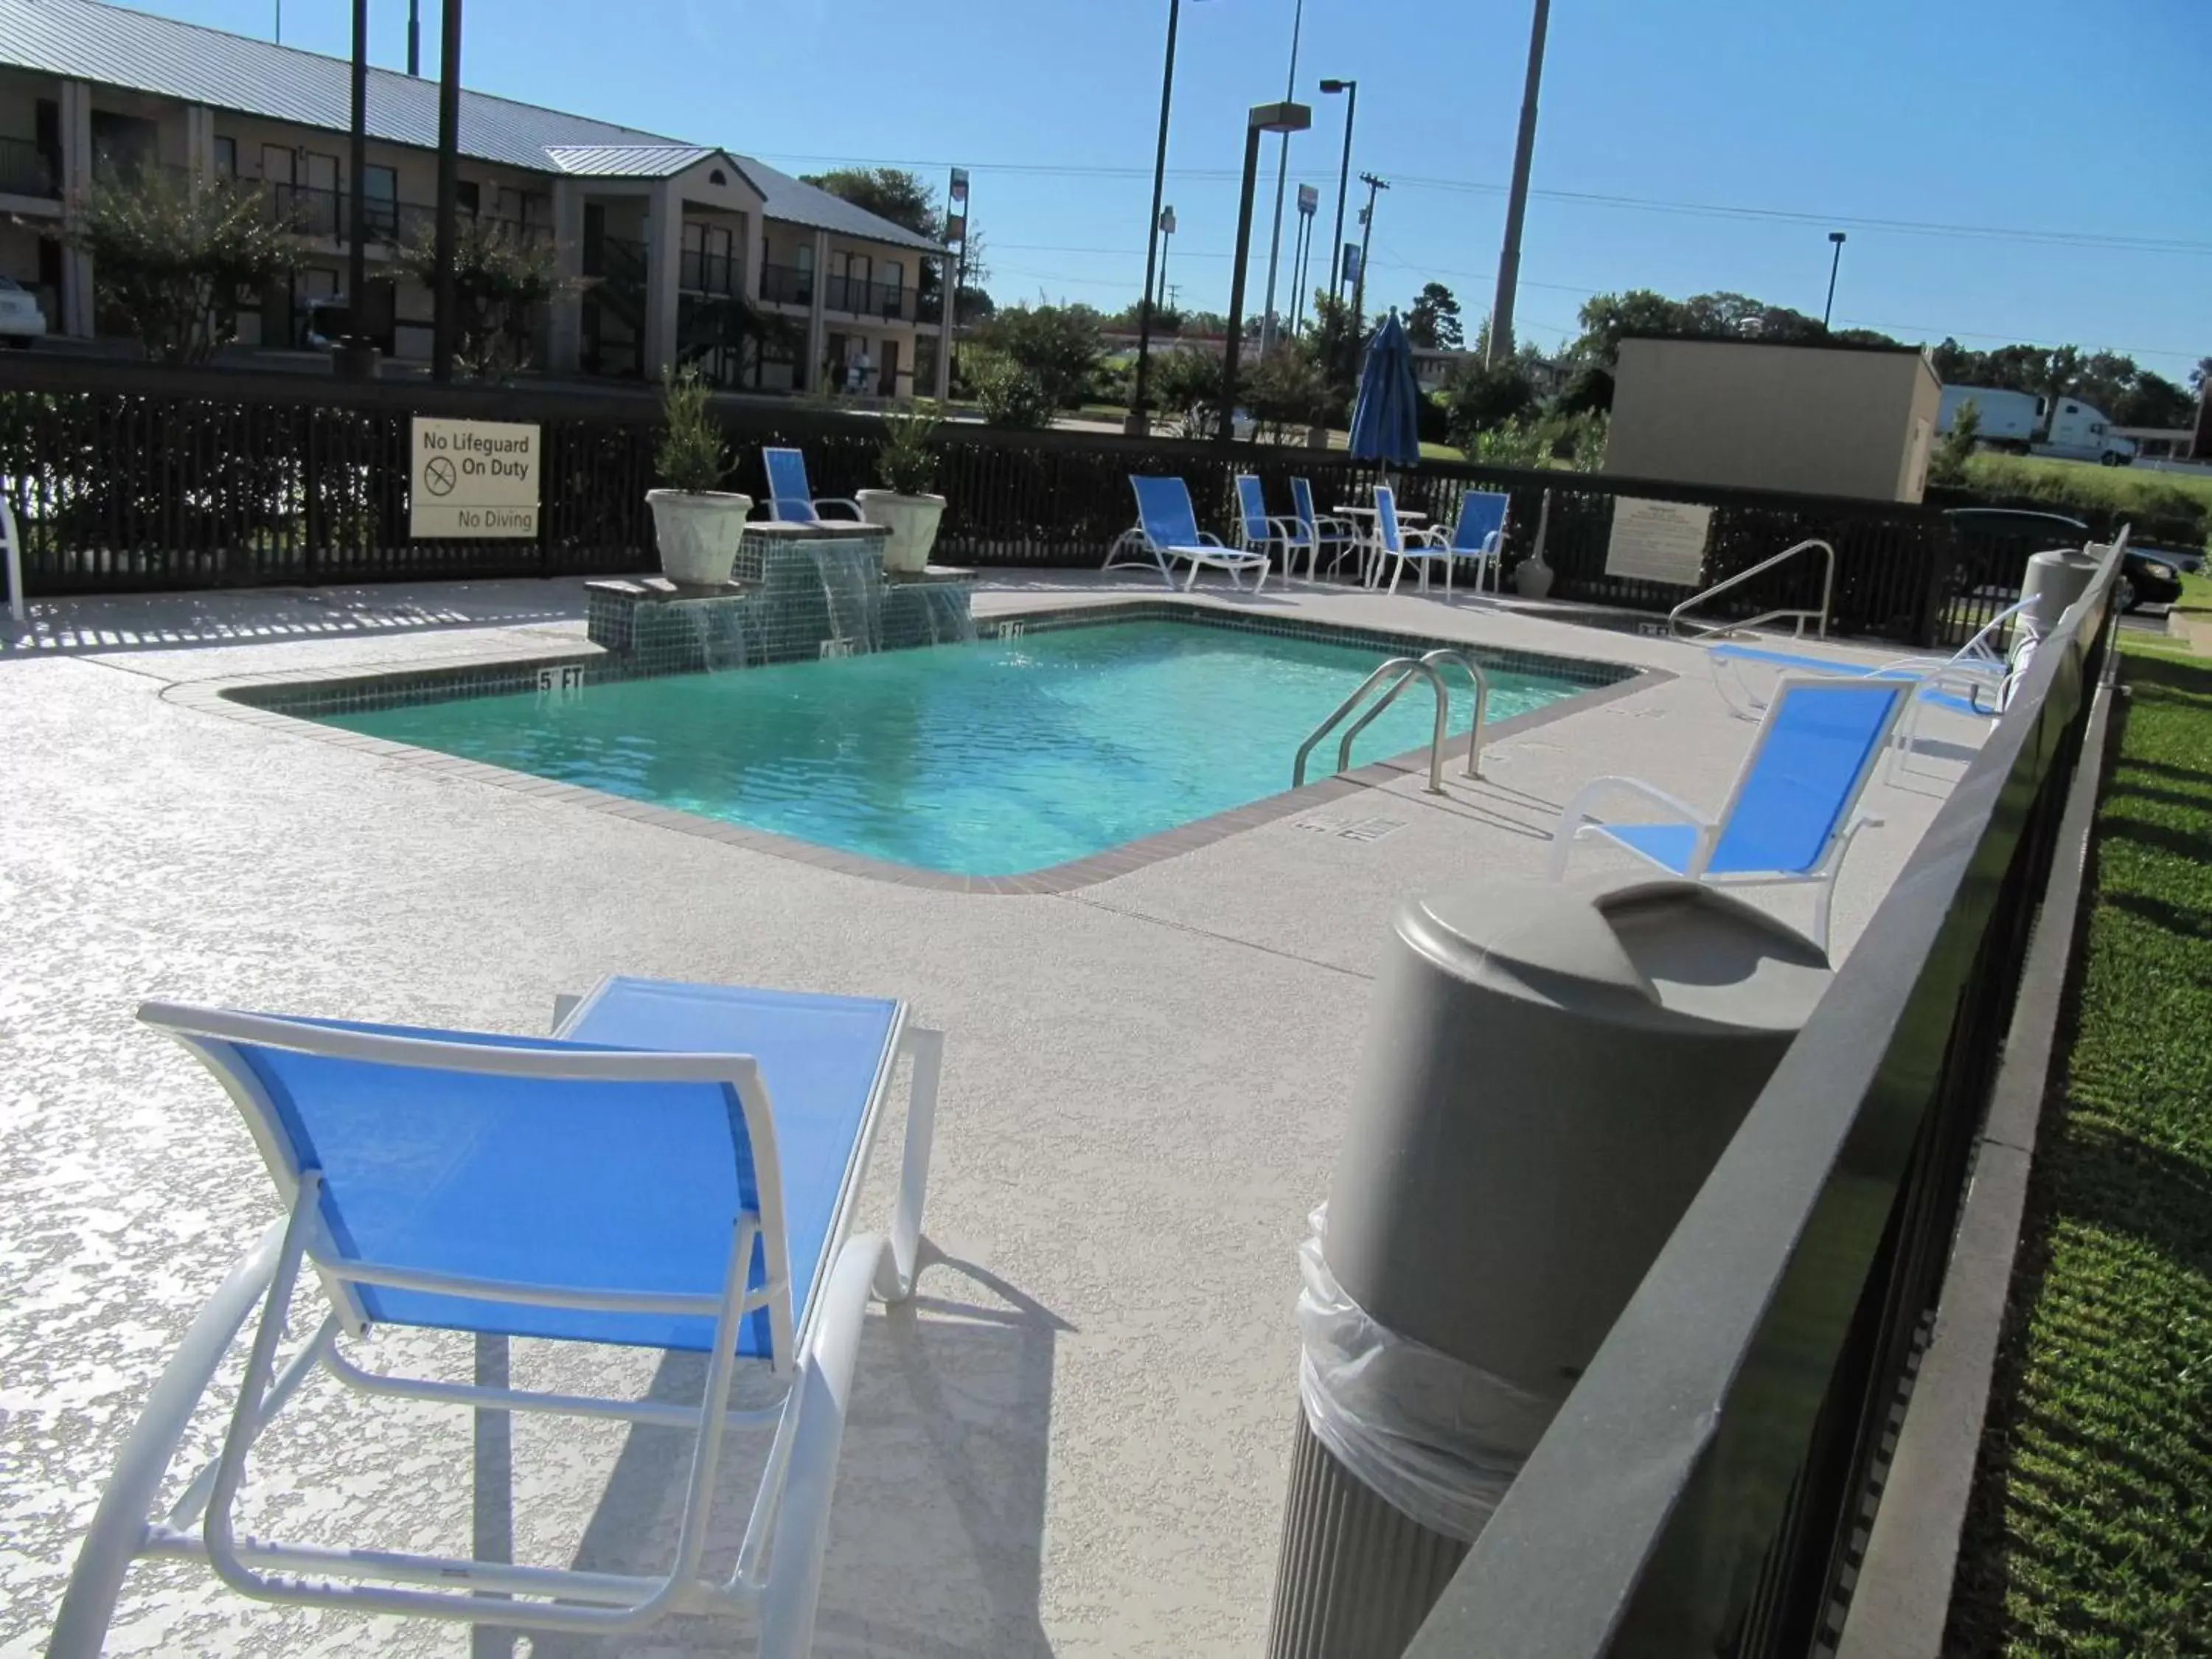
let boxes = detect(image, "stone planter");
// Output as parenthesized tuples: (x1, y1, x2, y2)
(1513, 554, 1556, 600)
(647, 489, 753, 588)
(856, 489, 947, 574)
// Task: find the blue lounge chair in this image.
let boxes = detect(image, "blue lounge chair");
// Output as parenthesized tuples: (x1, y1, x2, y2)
(1289, 476, 1363, 583)
(1413, 490, 1511, 595)
(49, 975, 943, 1657)
(1124, 475, 1270, 592)
(1233, 474, 1302, 579)
(1377, 485, 1455, 598)
(1548, 676, 1909, 951)
(760, 446, 863, 523)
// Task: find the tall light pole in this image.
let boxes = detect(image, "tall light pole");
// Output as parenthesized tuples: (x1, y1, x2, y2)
(1128, 0, 1184, 434)
(1486, 0, 1551, 365)
(1318, 80, 1357, 305)
(431, 0, 463, 382)
(342, 0, 370, 374)
(1223, 100, 1312, 441)
(1351, 170, 1387, 338)
(1822, 231, 1847, 329)
(1257, 0, 1307, 357)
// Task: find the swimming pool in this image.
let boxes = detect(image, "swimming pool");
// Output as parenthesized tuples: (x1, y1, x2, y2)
(321, 619, 1600, 876)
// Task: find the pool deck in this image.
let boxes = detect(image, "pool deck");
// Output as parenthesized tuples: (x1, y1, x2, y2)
(0, 572, 1989, 1658)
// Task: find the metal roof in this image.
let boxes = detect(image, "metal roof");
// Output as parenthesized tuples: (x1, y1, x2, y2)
(0, 0, 944, 252)
(542, 144, 718, 180)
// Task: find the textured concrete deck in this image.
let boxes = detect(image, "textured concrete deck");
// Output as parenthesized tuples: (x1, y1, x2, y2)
(0, 574, 1987, 1658)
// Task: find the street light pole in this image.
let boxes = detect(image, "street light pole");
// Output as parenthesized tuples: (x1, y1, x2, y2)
(345, 0, 369, 365)
(1128, 0, 1182, 434)
(1258, 0, 1306, 358)
(431, 0, 462, 382)
(1822, 231, 1847, 329)
(1319, 80, 1357, 305)
(1223, 101, 1311, 442)
(1486, 0, 1550, 365)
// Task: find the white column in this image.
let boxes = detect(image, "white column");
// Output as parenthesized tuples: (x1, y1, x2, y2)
(738, 209, 760, 304)
(804, 227, 829, 392)
(641, 177, 684, 379)
(58, 80, 94, 338)
(183, 105, 214, 191)
(546, 178, 584, 373)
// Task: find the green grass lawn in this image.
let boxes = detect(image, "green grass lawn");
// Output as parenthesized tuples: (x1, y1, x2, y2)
(1947, 627, 2212, 1655)
(1963, 453, 2212, 554)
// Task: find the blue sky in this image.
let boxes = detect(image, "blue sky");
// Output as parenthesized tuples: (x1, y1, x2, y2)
(154, 0, 2208, 373)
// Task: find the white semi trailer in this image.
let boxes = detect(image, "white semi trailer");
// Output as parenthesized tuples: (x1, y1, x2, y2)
(1935, 385, 2136, 465)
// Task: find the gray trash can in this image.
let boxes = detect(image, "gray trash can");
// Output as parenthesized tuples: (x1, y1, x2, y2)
(1266, 872, 1833, 1659)
(2020, 546, 2102, 638)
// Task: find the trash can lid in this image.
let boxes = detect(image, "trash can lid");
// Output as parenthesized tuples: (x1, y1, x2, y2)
(1398, 872, 1832, 1035)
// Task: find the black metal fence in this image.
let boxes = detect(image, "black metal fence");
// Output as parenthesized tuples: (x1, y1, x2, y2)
(1, 358, 1972, 644)
(1405, 541, 2121, 1658)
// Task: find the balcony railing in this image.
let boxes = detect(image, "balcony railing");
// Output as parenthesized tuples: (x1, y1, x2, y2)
(760, 262, 813, 307)
(259, 183, 549, 249)
(825, 274, 908, 321)
(678, 248, 739, 297)
(0, 136, 61, 198)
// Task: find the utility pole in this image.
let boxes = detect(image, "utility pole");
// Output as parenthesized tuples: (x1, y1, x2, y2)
(1258, 0, 1306, 357)
(1486, 0, 1550, 365)
(431, 0, 462, 382)
(1128, 0, 1182, 434)
(1822, 231, 1847, 329)
(1352, 171, 1387, 339)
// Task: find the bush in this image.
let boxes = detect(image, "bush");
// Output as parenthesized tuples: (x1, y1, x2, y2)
(63, 161, 304, 364)
(1150, 347, 1225, 439)
(1955, 452, 2209, 549)
(654, 366, 728, 493)
(1441, 358, 1536, 453)
(876, 402, 941, 495)
(967, 351, 1057, 430)
(973, 302, 1105, 410)
(1244, 344, 1331, 442)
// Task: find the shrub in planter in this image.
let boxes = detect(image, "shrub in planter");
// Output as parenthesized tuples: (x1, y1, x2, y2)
(858, 403, 948, 573)
(646, 366, 751, 587)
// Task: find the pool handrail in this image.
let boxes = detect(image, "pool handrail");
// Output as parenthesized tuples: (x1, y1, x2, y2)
(1293, 656, 1451, 795)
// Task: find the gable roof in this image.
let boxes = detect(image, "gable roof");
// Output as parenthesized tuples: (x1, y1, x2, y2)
(0, 0, 944, 252)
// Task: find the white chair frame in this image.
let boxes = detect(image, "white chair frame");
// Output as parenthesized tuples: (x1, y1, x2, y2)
(48, 999, 943, 1658)
(1547, 677, 1907, 953)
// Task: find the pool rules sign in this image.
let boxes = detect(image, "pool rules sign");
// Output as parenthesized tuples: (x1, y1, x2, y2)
(409, 417, 540, 538)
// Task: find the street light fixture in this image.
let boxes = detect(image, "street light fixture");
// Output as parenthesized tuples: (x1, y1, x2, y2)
(1822, 230, 1848, 330)
(1222, 100, 1312, 441)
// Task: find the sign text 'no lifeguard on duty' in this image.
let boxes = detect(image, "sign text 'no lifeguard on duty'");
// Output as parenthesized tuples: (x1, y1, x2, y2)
(408, 417, 541, 539)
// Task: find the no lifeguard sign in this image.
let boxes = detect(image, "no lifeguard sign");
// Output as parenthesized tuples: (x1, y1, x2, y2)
(409, 417, 540, 538)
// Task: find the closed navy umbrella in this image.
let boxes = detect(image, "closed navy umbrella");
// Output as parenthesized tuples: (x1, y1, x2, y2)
(1347, 309, 1422, 471)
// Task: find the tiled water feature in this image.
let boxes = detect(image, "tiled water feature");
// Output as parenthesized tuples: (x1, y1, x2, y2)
(585, 521, 976, 676)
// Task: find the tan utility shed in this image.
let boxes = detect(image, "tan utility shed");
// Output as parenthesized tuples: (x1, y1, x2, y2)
(1605, 337, 1944, 503)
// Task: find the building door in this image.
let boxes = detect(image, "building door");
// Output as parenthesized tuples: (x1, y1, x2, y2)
(877, 337, 898, 397)
(825, 330, 849, 390)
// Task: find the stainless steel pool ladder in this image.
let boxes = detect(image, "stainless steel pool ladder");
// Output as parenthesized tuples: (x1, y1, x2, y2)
(1291, 648, 1490, 795)
(1668, 536, 1835, 642)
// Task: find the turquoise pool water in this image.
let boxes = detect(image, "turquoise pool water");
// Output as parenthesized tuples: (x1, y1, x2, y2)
(324, 622, 1593, 875)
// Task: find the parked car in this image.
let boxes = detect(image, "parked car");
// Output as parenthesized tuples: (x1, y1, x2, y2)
(1943, 507, 2183, 613)
(0, 274, 46, 347)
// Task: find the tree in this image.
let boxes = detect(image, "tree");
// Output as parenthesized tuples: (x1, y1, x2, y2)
(399, 214, 563, 377)
(964, 350, 1056, 429)
(973, 302, 1104, 409)
(799, 167, 941, 240)
(1150, 346, 1225, 438)
(1244, 344, 1331, 441)
(1405, 282, 1463, 350)
(2192, 356, 2212, 398)
(2112, 372, 2194, 430)
(1927, 396, 1980, 487)
(63, 161, 303, 364)
(1440, 357, 1535, 453)
(1301, 288, 1362, 412)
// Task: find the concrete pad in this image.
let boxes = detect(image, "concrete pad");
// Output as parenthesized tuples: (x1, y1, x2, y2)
(0, 575, 1989, 1657)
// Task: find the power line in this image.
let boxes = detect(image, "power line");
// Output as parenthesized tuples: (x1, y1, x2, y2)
(759, 150, 2212, 258)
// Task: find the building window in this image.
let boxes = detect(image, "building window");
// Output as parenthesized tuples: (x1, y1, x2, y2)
(364, 164, 398, 240)
(881, 260, 902, 319)
(212, 136, 235, 176)
(456, 180, 480, 217)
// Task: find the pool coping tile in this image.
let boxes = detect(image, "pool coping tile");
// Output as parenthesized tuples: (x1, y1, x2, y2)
(164, 599, 1673, 895)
